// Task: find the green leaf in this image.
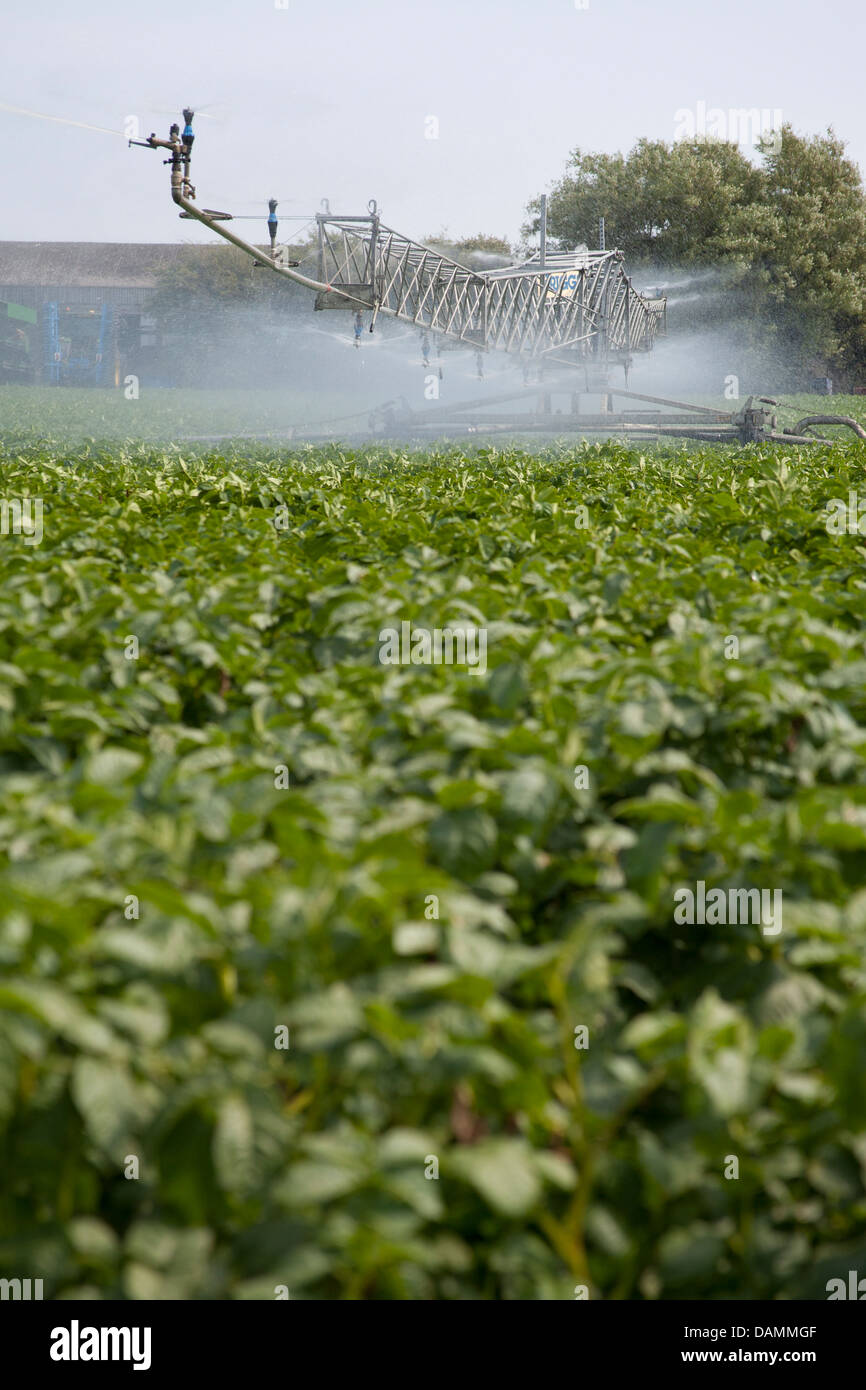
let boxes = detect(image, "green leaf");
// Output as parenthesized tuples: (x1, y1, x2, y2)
(450, 1139, 542, 1216)
(71, 1058, 142, 1154)
(85, 747, 144, 785)
(428, 808, 497, 878)
(213, 1093, 255, 1195)
(487, 662, 528, 712)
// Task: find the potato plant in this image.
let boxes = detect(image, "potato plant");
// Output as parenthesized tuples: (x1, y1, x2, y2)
(1, 435, 865, 1299)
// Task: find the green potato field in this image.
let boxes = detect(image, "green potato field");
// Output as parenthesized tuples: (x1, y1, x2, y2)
(1, 426, 866, 1299)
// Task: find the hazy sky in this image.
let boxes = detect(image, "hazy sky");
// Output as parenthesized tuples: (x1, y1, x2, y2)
(2, 0, 864, 248)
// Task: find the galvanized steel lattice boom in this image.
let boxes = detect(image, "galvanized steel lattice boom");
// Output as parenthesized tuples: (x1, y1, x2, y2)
(313, 212, 665, 366)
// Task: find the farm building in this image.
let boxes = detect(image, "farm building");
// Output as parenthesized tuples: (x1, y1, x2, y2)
(0, 240, 307, 388)
(0, 242, 194, 386)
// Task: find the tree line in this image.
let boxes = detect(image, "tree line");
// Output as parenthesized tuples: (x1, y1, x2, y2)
(525, 127, 866, 385)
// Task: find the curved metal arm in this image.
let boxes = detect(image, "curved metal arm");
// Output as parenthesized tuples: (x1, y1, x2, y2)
(155, 127, 369, 303)
(168, 165, 337, 295)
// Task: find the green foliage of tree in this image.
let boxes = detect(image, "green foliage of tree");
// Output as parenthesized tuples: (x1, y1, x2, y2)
(422, 231, 514, 268)
(529, 127, 866, 381)
(724, 130, 866, 378)
(150, 244, 269, 308)
(528, 138, 761, 264)
(149, 240, 317, 317)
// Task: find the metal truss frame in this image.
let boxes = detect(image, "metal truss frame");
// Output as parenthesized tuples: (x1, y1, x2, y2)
(314, 212, 666, 365)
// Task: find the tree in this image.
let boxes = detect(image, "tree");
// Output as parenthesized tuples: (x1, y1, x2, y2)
(421, 231, 513, 269)
(148, 239, 317, 317)
(526, 138, 761, 265)
(527, 128, 866, 382)
(725, 128, 866, 380)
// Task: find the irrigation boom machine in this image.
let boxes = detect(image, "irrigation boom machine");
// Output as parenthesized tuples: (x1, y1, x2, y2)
(134, 112, 866, 445)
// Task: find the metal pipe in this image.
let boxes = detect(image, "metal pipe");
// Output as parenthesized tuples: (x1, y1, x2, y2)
(624, 279, 631, 354)
(539, 194, 547, 271)
(606, 386, 730, 416)
(165, 142, 360, 302)
(790, 414, 866, 439)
